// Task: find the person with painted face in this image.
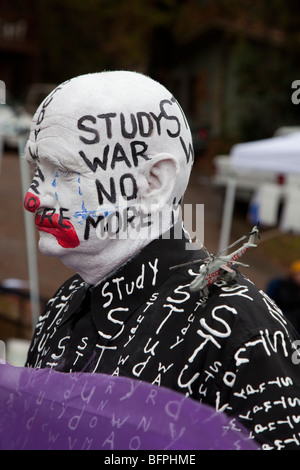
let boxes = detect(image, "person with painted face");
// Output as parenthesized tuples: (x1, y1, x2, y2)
(24, 71, 300, 450)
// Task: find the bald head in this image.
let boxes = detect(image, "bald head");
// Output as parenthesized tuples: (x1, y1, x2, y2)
(24, 71, 195, 283)
(26, 71, 194, 205)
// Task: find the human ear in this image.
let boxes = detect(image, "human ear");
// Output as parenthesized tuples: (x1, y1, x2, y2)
(137, 154, 179, 209)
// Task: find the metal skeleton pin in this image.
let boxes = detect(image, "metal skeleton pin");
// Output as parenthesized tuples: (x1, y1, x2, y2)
(170, 226, 260, 297)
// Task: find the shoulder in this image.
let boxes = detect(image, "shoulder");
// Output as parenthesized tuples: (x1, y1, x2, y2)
(190, 271, 299, 358)
(216, 273, 294, 332)
(162, 261, 292, 338)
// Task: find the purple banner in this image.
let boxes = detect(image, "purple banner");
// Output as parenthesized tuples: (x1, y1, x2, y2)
(0, 363, 259, 450)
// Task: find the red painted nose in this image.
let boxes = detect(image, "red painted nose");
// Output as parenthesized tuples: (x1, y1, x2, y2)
(24, 191, 40, 213)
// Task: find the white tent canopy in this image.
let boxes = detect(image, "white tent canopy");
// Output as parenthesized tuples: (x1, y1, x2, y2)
(231, 132, 300, 174)
(218, 132, 300, 252)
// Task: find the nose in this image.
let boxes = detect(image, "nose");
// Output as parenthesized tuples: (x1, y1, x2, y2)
(24, 173, 58, 213)
(24, 191, 40, 213)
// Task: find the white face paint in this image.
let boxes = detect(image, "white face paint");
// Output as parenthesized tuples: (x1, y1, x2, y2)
(24, 152, 104, 256)
(23, 71, 194, 283)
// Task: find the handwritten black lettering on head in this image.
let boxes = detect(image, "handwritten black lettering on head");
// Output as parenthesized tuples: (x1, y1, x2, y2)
(34, 128, 41, 141)
(151, 100, 181, 138)
(180, 137, 194, 164)
(97, 113, 117, 139)
(136, 112, 154, 137)
(30, 167, 44, 195)
(28, 145, 40, 163)
(78, 142, 149, 174)
(84, 207, 140, 241)
(27, 146, 44, 195)
(171, 95, 189, 129)
(27, 80, 73, 198)
(78, 116, 100, 145)
(76, 99, 182, 145)
(84, 214, 105, 240)
(120, 113, 138, 138)
(37, 207, 73, 230)
(95, 174, 138, 206)
(40, 208, 56, 225)
(79, 149, 109, 172)
(111, 143, 132, 170)
(35, 81, 70, 127)
(120, 174, 138, 201)
(58, 208, 71, 228)
(130, 141, 149, 167)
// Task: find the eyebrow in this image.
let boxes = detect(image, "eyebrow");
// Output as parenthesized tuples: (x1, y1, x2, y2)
(25, 151, 67, 169)
(42, 155, 83, 172)
(24, 145, 87, 172)
(39, 154, 60, 165)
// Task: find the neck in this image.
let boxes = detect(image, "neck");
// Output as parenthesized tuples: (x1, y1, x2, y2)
(66, 237, 151, 285)
(59, 211, 176, 285)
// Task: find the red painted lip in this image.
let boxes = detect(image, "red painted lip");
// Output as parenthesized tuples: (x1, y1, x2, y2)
(35, 213, 80, 248)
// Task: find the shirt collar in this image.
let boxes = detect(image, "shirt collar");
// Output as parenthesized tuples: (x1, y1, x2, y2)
(59, 221, 204, 343)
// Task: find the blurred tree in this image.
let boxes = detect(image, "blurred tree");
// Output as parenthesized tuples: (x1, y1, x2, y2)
(169, 0, 300, 140)
(37, 0, 180, 83)
(222, 0, 300, 139)
(231, 41, 299, 139)
(34, 0, 300, 140)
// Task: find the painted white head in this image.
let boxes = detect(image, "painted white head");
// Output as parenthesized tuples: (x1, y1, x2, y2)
(24, 71, 194, 284)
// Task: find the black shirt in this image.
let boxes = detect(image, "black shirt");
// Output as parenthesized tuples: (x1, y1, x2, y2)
(26, 225, 300, 449)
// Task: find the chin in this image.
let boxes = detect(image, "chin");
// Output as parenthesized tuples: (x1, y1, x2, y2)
(38, 235, 69, 257)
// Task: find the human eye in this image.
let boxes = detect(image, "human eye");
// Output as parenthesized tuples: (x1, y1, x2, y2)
(58, 168, 73, 176)
(57, 166, 77, 178)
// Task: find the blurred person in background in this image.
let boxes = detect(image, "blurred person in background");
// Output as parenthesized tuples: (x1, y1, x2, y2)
(267, 260, 300, 334)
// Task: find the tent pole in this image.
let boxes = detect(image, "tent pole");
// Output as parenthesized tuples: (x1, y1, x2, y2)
(18, 133, 40, 331)
(218, 178, 236, 253)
